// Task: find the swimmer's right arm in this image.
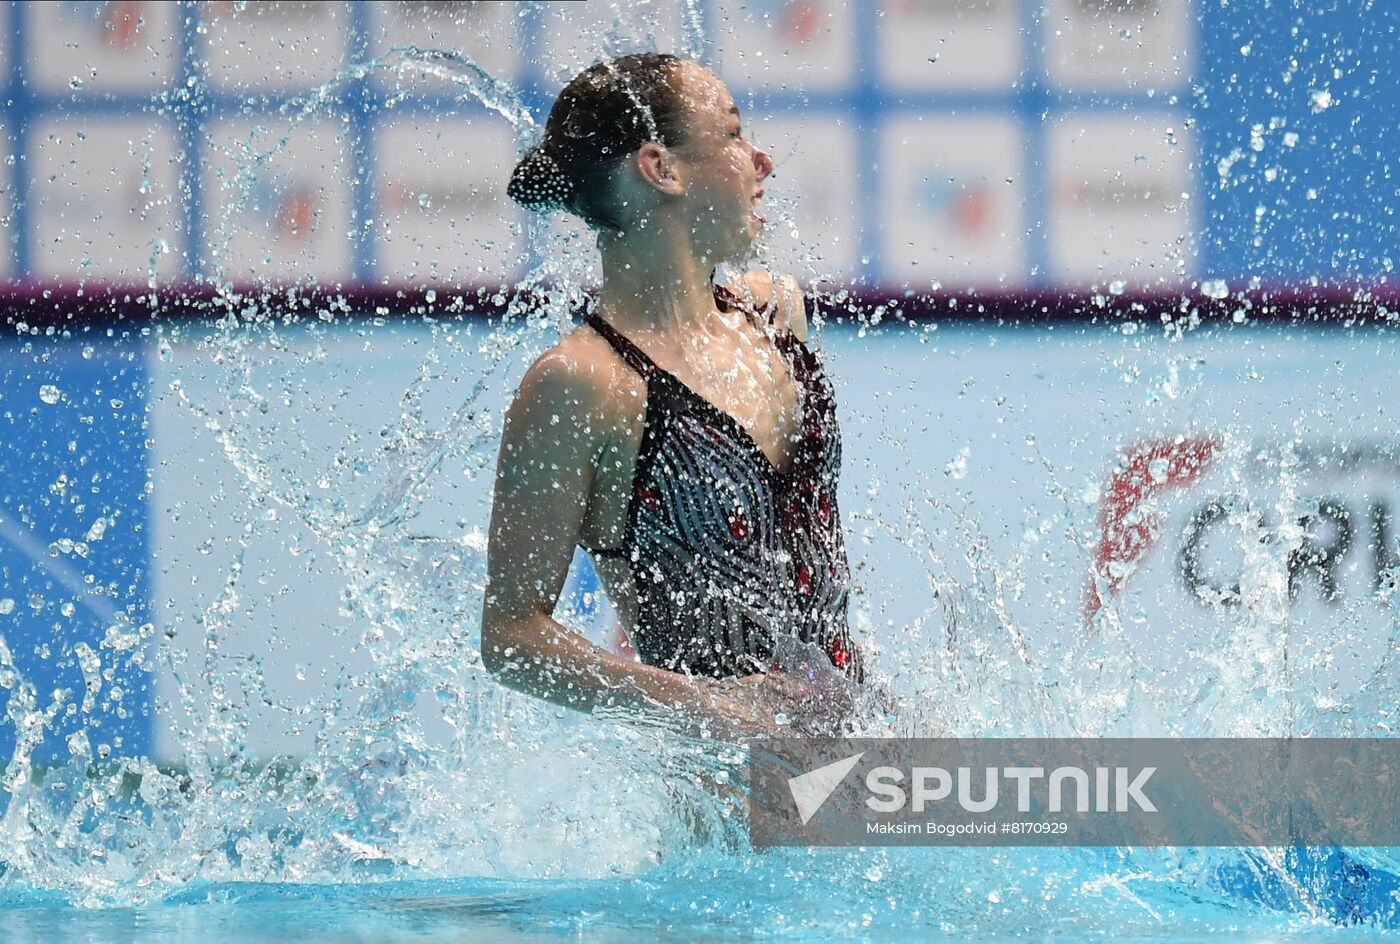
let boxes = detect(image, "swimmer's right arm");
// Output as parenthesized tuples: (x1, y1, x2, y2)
(480, 352, 783, 741)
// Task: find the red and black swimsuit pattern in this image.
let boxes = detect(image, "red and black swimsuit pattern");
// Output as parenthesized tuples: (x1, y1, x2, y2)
(580, 284, 865, 683)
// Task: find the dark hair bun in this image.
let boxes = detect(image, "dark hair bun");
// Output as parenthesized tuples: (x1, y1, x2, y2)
(508, 143, 575, 214)
(507, 53, 686, 231)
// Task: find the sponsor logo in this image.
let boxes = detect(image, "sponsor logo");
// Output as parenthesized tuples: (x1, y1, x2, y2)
(377, 180, 499, 218)
(1058, 176, 1177, 211)
(240, 173, 324, 245)
(1179, 493, 1398, 607)
(389, 0, 496, 24)
(750, 0, 825, 44)
(1086, 436, 1215, 621)
(916, 178, 994, 240)
(207, 0, 329, 21)
(53, 0, 148, 52)
(1072, 0, 1160, 15)
(888, 0, 1009, 17)
(1088, 437, 1400, 624)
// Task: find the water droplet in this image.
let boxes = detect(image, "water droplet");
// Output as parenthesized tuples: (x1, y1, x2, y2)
(0, 598, 14, 615)
(103, 623, 144, 652)
(945, 446, 970, 480)
(39, 384, 61, 404)
(1200, 279, 1229, 300)
(1308, 88, 1333, 112)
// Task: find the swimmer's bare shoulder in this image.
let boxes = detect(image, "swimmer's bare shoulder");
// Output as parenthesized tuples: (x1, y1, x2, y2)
(554, 320, 647, 430)
(508, 327, 640, 475)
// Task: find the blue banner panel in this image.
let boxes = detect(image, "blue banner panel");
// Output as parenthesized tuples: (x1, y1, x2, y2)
(0, 332, 154, 764)
(1196, 1, 1400, 282)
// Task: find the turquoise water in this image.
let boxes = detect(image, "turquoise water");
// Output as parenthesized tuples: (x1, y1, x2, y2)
(2, 849, 1398, 941)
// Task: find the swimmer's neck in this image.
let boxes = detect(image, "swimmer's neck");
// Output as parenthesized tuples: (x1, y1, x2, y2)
(595, 222, 728, 336)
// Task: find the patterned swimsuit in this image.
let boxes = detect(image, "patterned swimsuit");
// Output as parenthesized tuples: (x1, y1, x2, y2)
(580, 284, 864, 682)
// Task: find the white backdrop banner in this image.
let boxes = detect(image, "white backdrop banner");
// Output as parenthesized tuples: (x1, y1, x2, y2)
(142, 318, 1399, 758)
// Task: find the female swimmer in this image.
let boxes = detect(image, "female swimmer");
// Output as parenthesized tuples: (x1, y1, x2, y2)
(481, 53, 865, 743)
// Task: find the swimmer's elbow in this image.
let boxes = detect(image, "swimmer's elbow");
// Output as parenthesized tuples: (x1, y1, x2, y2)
(480, 613, 600, 713)
(480, 617, 522, 679)
(479, 611, 553, 683)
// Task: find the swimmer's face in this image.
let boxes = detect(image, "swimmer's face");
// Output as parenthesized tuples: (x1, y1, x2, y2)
(668, 63, 774, 261)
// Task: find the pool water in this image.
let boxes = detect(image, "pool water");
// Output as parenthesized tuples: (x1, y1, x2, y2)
(3, 849, 1398, 942)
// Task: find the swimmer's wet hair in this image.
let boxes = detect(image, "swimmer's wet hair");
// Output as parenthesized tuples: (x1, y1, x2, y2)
(509, 52, 688, 232)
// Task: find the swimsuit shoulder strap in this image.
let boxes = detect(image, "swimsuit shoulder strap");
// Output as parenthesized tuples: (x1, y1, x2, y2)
(583, 309, 657, 378)
(712, 281, 773, 323)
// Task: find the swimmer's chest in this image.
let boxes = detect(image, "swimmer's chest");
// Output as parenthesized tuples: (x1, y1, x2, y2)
(580, 351, 801, 552)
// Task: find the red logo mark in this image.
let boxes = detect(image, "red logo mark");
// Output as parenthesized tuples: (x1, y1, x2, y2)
(277, 188, 318, 243)
(956, 189, 991, 239)
(1085, 436, 1216, 624)
(782, 1, 822, 43)
(105, 2, 143, 51)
